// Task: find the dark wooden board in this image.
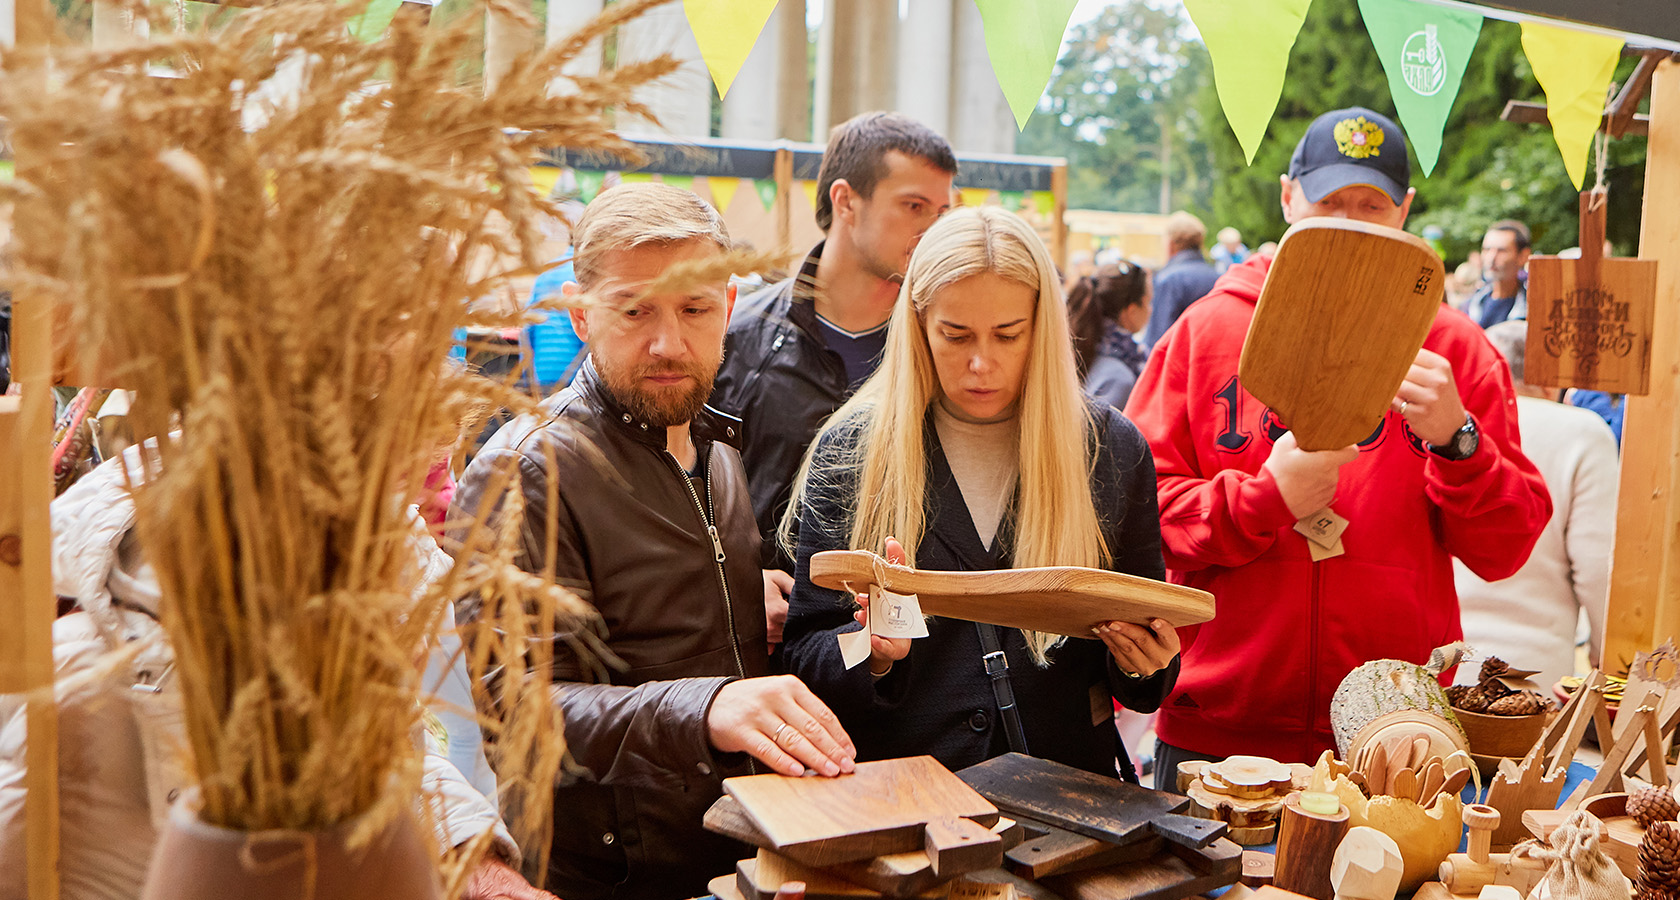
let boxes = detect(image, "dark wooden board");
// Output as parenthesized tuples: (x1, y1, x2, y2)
(727, 756, 999, 868)
(706, 795, 771, 845)
(1006, 827, 1164, 880)
(1041, 836, 1243, 900)
(958, 754, 1208, 850)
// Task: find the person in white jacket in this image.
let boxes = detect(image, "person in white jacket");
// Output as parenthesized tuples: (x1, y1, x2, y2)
(0, 448, 552, 900)
(1454, 321, 1618, 688)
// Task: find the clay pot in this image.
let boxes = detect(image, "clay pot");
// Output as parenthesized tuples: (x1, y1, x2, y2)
(139, 789, 442, 900)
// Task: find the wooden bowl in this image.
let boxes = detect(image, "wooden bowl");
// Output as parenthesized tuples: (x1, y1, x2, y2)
(1454, 708, 1547, 759)
(1580, 793, 1640, 879)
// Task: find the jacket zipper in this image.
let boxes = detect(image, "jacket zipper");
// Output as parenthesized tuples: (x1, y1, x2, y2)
(662, 448, 748, 681)
(1308, 556, 1322, 748)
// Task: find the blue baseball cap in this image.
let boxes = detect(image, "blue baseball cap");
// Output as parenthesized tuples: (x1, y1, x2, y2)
(1288, 107, 1411, 206)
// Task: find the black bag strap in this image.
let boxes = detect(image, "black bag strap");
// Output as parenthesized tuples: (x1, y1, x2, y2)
(975, 623, 1029, 755)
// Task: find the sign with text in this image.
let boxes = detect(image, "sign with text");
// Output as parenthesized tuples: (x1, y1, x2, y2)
(1524, 255, 1658, 394)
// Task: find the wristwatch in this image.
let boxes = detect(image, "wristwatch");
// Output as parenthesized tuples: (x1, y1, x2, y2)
(1427, 415, 1480, 461)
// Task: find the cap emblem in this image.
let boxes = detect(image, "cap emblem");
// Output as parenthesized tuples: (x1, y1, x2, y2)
(1333, 116, 1385, 160)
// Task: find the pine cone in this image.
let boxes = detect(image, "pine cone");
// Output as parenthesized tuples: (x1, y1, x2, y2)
(1633, 786, 1680, 830)
(1479, 657, 1512, 682)
(1487, 691, 1549, 716)
(1446, 684, 1488, 712)
(1639, 822, 1680, 893)
(1634, 887, 1671, 900)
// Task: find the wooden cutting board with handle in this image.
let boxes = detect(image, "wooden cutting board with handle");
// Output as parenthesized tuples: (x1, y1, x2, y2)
(959, 753, 1226, 851)
(809, 550, 1215, 637)
(724, 755, 999, 868)
(1238, 217, 1445, 451)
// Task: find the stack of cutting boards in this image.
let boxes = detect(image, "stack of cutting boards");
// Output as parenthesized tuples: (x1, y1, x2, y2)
(704, 754, 1246, 900)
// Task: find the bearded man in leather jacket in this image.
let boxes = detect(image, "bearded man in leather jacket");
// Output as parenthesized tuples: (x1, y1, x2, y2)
(449, 184, 857, 900)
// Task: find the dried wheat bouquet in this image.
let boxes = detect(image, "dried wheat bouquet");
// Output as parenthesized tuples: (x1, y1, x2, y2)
(0, 0, 679, 852)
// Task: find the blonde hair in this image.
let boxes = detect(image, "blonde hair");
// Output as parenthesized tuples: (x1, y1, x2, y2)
(784, 206, 1105, 664)
(571, 182, 730, 288)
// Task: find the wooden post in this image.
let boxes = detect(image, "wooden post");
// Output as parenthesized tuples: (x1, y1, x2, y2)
(483, 1, 534, 95)
(773, 145, 793, 253)
(1605, 59, 1680, 674)
(1274, 793, 1350, 900)
(1051, 162, 1068, 272)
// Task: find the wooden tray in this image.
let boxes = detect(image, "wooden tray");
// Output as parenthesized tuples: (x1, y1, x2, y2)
(725, 755, 1000, 868)
(808, 550, 1215, 637)
(1238, 217, 1445, 451)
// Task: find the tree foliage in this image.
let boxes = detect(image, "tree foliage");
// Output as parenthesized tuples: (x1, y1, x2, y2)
(1015, 1, 1215, 214)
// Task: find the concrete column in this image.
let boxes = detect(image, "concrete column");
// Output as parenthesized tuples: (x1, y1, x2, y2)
(948, 0, 1016, 154)
(856, 0, 897, 114)
(811, 1, 842, 137)
(775, 0, 810, 141)
(815, 0, 898, 135)
(546, 0, 605, 77)
(616, 1, 713, 138)
(896, 0, 953, 136)
(719, 3, 782, 140)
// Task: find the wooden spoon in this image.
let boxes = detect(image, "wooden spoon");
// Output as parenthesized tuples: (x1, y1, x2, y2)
(1365, 742, 1389, 795)
(1417, 760, 1445, 804)
(1440, 767, 1472, 798)
(1390, 766, 1418, 801)
(1410, 737, 1431, 771)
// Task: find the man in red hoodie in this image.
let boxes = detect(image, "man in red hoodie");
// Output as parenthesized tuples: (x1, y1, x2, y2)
(1124, 107, 1550, 784)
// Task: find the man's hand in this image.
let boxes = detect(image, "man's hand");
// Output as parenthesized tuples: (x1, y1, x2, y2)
(462, 856, 559, 900)
(1095, 618, 1180, 678)
(851, 537, 912, 674)
(763, 568, 793, 652)
(1393, 348, 1469, 447)
(1263, 432, 1359, 519)
(708, 674, 858, 778)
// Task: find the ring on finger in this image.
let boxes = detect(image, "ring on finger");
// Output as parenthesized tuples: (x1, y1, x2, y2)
(1399, 400, 1409, 416)
(772, 723, 790, 745)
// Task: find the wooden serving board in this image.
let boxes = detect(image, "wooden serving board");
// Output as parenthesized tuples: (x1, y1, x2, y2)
(726, 756, 1000, 868)
(738, 851, 954, 900)
(1040, 836, 1243, 900)
(1238, 217, 1445, 451)
(809, 550, 1215, 637)
(958, 754, 1224, 851)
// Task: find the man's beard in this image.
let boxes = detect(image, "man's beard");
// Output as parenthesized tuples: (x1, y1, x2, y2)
(599, 358, 716, 428)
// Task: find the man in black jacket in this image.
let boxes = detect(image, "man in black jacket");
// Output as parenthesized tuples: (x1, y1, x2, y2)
(711, 112, 956, 599)
(450, 184, 855, 900)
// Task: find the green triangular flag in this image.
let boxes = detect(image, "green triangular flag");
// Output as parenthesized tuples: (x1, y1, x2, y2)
(754, 178, 778, 211)
(663, 174, 696, 193)
(973, 0, 1081, 130)
(1358, 0, 1481, 177)
(347, 0, 404, 42)
(575, 170, 606, 203)
(999, 190, 1024, 210)
(1034, 192, 1054, 216)
(1184, 0, 1313, 164)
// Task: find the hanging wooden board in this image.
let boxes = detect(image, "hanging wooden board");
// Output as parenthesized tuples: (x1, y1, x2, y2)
(1238, 217, 1445, 451)
(808, 550, 1215, 638)
(724, 756, 1000, 868)
(1524, 193, 1659, 395)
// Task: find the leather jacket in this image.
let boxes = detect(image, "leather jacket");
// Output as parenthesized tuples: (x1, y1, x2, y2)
(711, 243, 852, 569)
(450, 359, 767, 900)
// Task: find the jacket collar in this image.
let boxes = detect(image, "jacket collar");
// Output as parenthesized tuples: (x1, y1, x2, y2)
(783, 241, 829, 338)
(572, 357, 743, 450)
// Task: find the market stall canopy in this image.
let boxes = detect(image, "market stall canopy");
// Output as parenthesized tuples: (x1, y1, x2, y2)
(1423, 0, 1680, 49)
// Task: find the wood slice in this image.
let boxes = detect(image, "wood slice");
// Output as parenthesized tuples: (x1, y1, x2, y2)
(1207, 756, 1296, 793)
(1228, 825, 1279, 846)
(1201, 770, 1283, 801)
(957, 754, 1195, 850)
(726, 756, 998, 868)
(1040, 836, 1243, 900)
(1187, 780, 1287, 828)
(809, 550, 1215, 636)
(1345, 711, 1470, 777)
(1242, 851, 1277, 888)
(1273, 792, 1350, 900)
(1238, 216, 1445, 451)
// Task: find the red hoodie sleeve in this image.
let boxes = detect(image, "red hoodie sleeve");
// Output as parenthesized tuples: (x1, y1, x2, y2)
(1125, 324, 1300, 573)
(1424, 329, 1552, 581)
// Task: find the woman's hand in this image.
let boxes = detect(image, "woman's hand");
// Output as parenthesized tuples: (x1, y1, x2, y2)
(853, 537, 912, 675)
(1095, 618, 1180, 678)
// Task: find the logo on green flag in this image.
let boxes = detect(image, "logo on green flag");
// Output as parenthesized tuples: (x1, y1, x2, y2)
(753, 178, 778, 211)
(1358, 0, 1482, 177)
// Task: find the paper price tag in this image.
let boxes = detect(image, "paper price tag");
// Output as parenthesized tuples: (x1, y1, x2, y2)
(838, 627, 872, 669)
(1294, 507, 1349, 549)
(869, 586, 929, 639)
(1307, 536, 1345, 562)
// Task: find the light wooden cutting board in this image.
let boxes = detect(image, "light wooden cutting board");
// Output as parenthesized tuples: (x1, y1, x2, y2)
(1238, 217, 1445, 451)
(808, 550, 1215, 637)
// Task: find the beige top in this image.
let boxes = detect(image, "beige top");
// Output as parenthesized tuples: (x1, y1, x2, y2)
(932, 399, 1020, 550)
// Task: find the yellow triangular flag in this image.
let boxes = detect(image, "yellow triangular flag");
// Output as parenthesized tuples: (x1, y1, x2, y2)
(684, 0, 779, 98)
(959, 187, 993, 208)
(528, 166, 560, 199)
(799, 179, 820, 211)
(1184, 0, 1313, 165)
(1520, 22, 1622, 189)
(707, 176, 741, 212)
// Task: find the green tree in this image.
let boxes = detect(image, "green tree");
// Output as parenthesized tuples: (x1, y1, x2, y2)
(1193, 0, 1647, 264)
(1015, 1, 1214, 214)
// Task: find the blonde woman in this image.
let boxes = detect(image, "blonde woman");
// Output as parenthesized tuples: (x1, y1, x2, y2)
(781, 207, 1180, 781)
